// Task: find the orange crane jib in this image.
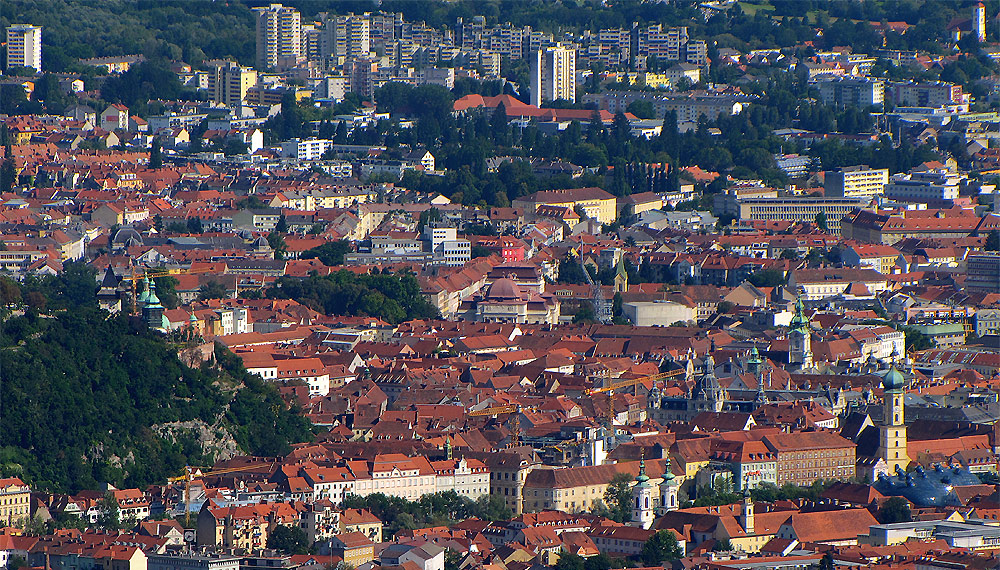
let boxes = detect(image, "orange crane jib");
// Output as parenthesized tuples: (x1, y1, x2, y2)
(468, 404, 519, 417)
(583, 369, 682, 396)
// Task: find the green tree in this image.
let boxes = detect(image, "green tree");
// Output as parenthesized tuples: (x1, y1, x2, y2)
(153, 276, 179, 310)
(96, 492, 120, 531)
(300, 241, 352, 266)
(555, 552, 585, 570)
(641, 530, 682, 565)
(815, 211, 829, 232)
(7, 555, 26, 570)
(749, 269, 785, 287)
(779, 248, 800, 260)
(267, 230, 287, 260)
(275, 214, 289, 234)
(877, 496, 912, 524)
(198, 280, 229, 301)
(267, 524, 311, 555)
(603, 472, 633, 523)
(472, 494, 513, 521)
(0, 158, 16, 193)
(986, 230, 1000, 251)
(713, 538, 732, 551)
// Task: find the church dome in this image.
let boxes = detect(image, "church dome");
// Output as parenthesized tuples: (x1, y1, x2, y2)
(486, 278, 523, 300)
(883, 362, 905, 391)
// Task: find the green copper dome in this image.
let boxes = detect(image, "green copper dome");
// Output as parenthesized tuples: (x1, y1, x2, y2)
(883, 362, 905, 391)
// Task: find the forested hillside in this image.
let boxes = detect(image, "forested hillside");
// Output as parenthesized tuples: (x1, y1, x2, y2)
(0, 274, 313, 493)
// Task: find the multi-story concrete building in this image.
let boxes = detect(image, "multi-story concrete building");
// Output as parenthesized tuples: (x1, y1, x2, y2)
(6, 25, 42, 72)
(323, 14, 371, 59)
(814, 77, 885, 107)
(967, 254, 1000, 293)
(888, 81, 965, 107)
(531, 44, 576, 106)
(825, 166, 889, 198)
(884, 168, 962, 206)
(280, 138, 333, 160)
(582, 91, 746, 125)
(735, 196, 868, 234)
(255, 3, 302, 70)
(207, 61, 258, 106)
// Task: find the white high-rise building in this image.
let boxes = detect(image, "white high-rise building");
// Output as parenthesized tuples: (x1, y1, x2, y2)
(974, 2, 987, 43)
(254, 3, 301, 70)
(6, 25, 42, 72)
(530, 44, 575, 107)
(324, 14, 371, 59)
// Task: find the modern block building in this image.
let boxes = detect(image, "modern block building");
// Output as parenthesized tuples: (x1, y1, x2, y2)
(825, 166, 890, 198)
(966, 254, 1000, 294)
(207, 61, 258, 107)
(6, 24, 42, 72)
(884, 168, 962, 206)
(530, 44, 576, 106)
(814, 77, 885, 107)
(254, 3, 301, 70)
(735, 196, 868, 234)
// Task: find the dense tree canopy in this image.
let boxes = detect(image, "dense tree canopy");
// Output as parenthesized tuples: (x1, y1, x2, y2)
(0, 273, 312, 493)
(267, 270, 439, 324)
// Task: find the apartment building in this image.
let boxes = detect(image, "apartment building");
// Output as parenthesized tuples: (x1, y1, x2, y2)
(207, 61, 258, 107)
(824, 166, 889, 198)
(6, 25, 42, 72)
(787, 267, 890, 301)
(582, 91, 746, 124)
(888, 81, 965, 107)
(814, 77, 885, 107)
(531, 44, 576, 106)
(255, 3, 302, 70)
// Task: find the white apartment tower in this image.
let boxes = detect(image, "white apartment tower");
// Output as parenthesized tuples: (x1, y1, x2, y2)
(6, 25, 42, 72)
(255, 3, 302, 70)
(324, 14, 371, 59)
(974, 2, 987, 43)
(530, 44, 575, 107)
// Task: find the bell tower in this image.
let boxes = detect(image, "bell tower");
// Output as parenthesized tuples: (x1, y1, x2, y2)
(630, 452, 654, 529)
(879, 361, 909, 473)
(788, 297, 813, 370)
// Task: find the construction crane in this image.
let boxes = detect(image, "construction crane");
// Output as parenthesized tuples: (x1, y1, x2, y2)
(168, 463, 264, 525)
(584, 369, 686, 425)
(467, 404, 529, 447)
(119, 267, 216, 314)
(568, 249, 611, 324)
(468, 404, 520, 417)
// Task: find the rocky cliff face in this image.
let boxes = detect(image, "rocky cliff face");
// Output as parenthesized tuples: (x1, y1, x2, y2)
(153, 420, 241, 464)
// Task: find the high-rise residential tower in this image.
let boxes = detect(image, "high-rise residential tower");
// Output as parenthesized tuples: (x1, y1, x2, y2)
(254, 3, 301, 70)
(530, 44, 575, 107)
(6, 24, 42, 72)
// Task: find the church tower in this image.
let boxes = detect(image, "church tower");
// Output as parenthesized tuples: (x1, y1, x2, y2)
(657, 454, 678, 515)
(630, 452, 654, 529)
(879, 361, 909, 473)
(788, 297, 813, 370)
(739, 486, 754, 535)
